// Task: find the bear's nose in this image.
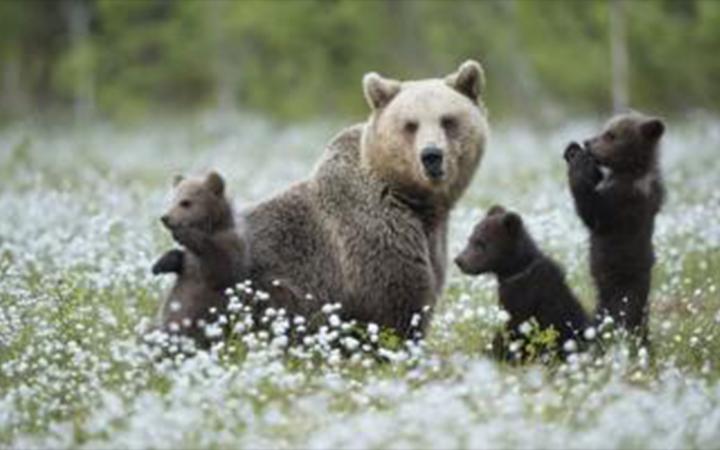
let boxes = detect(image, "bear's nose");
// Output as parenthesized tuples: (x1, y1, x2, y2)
(583, 139, 591, 149)
(421, 146, 444, 179)
(454, 255, 467, 272)
(161, 215, 170, 226)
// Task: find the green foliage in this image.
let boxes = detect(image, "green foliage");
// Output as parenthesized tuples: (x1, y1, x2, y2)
(0, 0, 718, 122)
(492, 319, 562, 364)
(524, 322, 562, 360)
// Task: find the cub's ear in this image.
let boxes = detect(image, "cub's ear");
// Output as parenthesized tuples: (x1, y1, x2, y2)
(445, 60, 485, 102)
(363, 72, 401, 111)
(486, 204, 506, 217)
(204, 171, 225, 196)
(640, 118, 665, 141)
(172, 174, 184, 187)
(502, 212, 523, 235)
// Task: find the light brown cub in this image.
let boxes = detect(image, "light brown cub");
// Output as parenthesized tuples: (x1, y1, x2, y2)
(151, 171, 245, 348)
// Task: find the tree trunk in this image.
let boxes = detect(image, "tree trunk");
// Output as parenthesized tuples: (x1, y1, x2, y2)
(64, 0, 95, 121)
(2, 56, 25, 114)
(208, 1, 235, 114)
(609, 0, 629, 112)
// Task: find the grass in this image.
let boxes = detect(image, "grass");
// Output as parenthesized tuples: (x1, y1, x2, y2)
(0, 112, 719, 449)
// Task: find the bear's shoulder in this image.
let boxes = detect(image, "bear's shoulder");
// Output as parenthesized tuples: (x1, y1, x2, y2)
(325, 123, 365, 156)
(309, 123, 373, 203)
(313, 123, 365, 174)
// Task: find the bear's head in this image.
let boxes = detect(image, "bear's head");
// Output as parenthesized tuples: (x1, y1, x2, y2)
(361, 60, 489, 209)
(583, 112, 664, 175)
(454, 205, 533, 276)
(161, 171, 233, 232)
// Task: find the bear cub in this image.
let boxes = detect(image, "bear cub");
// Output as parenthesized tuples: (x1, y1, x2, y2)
(455, 206, 588, 360)
(151, 171, 245, 349)
(564, 112, 665, 341)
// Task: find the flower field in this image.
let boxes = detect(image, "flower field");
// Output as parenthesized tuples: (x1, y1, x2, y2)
(1, 114, 719, 449)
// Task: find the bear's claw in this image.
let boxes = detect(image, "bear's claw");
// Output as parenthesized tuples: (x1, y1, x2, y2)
(564, 142, 584, 162)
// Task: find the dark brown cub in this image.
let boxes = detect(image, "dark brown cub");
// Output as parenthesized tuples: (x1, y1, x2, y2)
(564, 112, 665, 342)
(455, 205, 588, 359)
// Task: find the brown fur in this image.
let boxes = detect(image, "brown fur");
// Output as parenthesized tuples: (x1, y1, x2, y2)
(455, 206, 588, 359)
(240, 61, 489, 338)
(152, 172, 246, 348)
(564, 112, 665, 341)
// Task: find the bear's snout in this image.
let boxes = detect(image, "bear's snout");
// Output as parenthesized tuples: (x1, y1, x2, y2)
(160, 214, 171, 228)
(454, 253, 473, 274)
(420, 146, 444, 180)
(453, 255, 464, 270)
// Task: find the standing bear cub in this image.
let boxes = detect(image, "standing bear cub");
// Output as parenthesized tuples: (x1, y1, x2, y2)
(151, 171, 246, 348)
(455, 206, 589, 360)
(564, 112, 665, 342)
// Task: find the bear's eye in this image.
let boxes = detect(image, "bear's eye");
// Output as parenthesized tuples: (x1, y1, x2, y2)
(604, 131, 616, 141)
(441, 115, 458, 133)
(179, 200, 192, 208)
(472, 238, 486, 251)
(404, 120, 418, 134)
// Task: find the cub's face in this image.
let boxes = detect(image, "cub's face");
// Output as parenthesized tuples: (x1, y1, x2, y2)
(361, 61, 489, 206)
(583, 113, 664, 173)
(161, 172, 227, 232)
(454, 206, 523, 276)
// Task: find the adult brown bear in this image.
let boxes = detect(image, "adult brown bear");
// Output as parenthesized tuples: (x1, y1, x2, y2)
(238, 61, 489, 338)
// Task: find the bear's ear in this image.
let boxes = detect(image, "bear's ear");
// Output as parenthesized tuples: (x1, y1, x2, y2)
(640, 118, 665, 141)
(486, 204, 506, 217)
(502, 212, 523, 236)
(204, 171, 225, 196)
(173, 174, 184, 187)
(363, 72, 401, 110)
(445, 60, 485, 102)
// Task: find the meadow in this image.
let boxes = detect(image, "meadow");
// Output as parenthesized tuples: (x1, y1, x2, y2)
(1, 113, 719, 449)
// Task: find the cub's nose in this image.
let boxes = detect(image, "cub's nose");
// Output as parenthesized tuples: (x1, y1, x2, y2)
(454, 255, 466, 272)
(421, 146, 444, 179)
(583, 139, 591, 149)
(160, 215, 170, 226)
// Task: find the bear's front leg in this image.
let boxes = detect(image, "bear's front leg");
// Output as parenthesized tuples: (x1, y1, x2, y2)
(565, 142, 602, 187)
(564, 142, 604, 229)
(152, 249, 185, 275)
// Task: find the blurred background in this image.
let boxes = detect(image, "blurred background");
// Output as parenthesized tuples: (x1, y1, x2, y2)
(1, 0, 718, 125)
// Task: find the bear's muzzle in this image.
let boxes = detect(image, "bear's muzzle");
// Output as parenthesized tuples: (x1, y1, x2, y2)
(420, 146, 445, 180)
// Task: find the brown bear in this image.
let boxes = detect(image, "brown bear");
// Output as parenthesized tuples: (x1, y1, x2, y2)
(239, 61, 489, 338)
(455, 206, 589, 359)
(564, 112, 665, 342)
(151, 171, 246, 348)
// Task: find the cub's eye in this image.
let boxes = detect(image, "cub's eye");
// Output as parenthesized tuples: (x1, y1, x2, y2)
(472, 238, 486, 250)
(179, 200, 192, 208)
(441, 115, 458, 132)
(404, 120, 418, 134)
(604, 131, 616, 141)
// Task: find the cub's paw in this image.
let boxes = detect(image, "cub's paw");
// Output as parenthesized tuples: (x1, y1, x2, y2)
(563, 142, 584, 162)
(152, 249, 184, 275)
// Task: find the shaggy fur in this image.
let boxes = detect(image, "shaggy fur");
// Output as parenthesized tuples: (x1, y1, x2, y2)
(240, 61, 489, 338)
(152, 172, 246, 348)
(564, 112, 665, 341)
(455, 206, 588, 358)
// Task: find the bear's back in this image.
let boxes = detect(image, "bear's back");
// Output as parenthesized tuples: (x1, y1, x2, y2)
(240, 125, 364, 315)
